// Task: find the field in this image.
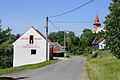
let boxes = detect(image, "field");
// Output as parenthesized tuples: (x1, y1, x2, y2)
(86, 50, 120, 80)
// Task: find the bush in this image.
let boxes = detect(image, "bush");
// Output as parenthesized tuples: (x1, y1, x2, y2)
(0, 41, 13, 68)
(0, 55, 13, 69)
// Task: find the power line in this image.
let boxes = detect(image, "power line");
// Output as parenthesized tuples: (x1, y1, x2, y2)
(49, 0, 94, 18)
(48, 19, 60, 30)
(52, 21, 94, 23)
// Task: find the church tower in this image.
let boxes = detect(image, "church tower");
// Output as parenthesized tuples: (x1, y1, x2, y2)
(93, 15, 101, 33)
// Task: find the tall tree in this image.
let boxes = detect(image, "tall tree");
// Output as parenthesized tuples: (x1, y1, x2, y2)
(48, 31, 65, 46)
(80, 29, 95, 46)
(0, 20, 20, 68)
(104, 0, 120, 58)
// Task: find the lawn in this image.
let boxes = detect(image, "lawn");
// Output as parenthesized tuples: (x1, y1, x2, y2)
(0, 59, 61, 75)
(86, 51, 120, 80)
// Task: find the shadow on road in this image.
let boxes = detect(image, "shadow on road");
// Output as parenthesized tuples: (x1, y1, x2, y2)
(0, 77, 29, 80)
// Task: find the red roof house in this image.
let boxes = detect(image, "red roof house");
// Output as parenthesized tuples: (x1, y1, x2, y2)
(93, 37, 106, 49)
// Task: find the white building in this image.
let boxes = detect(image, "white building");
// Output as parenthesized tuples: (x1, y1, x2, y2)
(93, 15, 106, 33)
(13, 27, 53, 67)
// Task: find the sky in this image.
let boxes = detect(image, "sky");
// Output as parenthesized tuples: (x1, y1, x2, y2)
(0, 0, 112, 36)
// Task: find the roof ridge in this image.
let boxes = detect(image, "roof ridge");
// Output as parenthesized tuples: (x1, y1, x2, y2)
(94, 37, 104, 44)
(33, 28, 53, 45)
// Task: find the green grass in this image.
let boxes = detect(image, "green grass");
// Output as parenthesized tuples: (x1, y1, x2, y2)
(0, 59, 61, 75)
(86, 50, 120, 80)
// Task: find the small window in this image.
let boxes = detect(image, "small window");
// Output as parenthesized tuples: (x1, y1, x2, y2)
(31, 49, 36, 55)
(29, 35, 34, 44)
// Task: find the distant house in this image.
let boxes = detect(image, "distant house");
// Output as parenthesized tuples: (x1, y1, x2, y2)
(92, 14, 106, 49)
(13, 27, 53, 67)
(52, 42, 66, 57)
(93, 37, 106, 49)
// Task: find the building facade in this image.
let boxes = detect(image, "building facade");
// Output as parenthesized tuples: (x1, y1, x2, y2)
(13, 27, 53, 67)
(94, 37, 106, 49)
(52, 42, 65, 57)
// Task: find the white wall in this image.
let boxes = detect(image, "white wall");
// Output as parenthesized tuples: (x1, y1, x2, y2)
(99, 39, 106, 49)
(93, 25, 106, 33)
(13, 27, 50, 67)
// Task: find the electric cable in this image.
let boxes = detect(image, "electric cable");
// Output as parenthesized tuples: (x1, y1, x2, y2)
(48, 19, 60, 30)
(49, 0, 94, 18)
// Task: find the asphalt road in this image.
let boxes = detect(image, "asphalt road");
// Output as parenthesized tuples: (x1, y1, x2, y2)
(2, 56, 88, 80)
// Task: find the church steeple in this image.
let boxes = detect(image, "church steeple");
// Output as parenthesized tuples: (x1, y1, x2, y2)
(93, 14, 102, 33)
(93, 15, 101, 25)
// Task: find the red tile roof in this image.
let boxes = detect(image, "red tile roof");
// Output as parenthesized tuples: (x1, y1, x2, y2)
(94, 15, 101, 25)
(32, 27, 53, 45)
(94, 37, 104, 44)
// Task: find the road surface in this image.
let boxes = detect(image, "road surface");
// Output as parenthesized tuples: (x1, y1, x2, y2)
(2, 56, 88, 80)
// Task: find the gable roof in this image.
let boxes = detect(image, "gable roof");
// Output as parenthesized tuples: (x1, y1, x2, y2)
(52, 42, 61, 47)
(32, 27, 53, 45)
(13, 27, 53, 45)
(94, 37, 104, 45)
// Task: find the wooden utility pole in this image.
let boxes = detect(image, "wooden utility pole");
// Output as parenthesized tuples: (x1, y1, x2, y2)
(46, 17, 48, 61)
(64, 31, 66, 57)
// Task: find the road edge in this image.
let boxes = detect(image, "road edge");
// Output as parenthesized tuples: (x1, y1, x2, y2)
(82, 57, 89, 80)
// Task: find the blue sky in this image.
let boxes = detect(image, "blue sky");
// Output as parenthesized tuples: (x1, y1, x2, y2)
(0, 0, 112, 36)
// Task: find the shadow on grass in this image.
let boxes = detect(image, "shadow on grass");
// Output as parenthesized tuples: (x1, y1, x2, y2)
(0, 77, 29, 80)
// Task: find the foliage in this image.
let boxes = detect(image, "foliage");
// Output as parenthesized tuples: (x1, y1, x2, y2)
(48, 29, 97, 55)
(48, 31, 64, 46)
(0, 41, 13, 68)
(104, 0, 120, 58)
(0, 20, 20, 69)
(95, 31, 105, 40)
(48, 31, 80, 55)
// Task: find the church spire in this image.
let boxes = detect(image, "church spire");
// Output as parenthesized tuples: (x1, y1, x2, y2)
(93, 14, 101, 25)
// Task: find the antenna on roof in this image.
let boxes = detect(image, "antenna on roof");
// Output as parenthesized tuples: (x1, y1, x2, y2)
(97, 10, 98, 15)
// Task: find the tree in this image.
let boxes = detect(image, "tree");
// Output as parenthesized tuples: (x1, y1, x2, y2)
(48, 29, 97, 55)
(80, 29, 95, 46)
(0, 21, 12, 44)
(0, 41, 13, 68)
(0, 20, 20, 68)
(104, 0, 120, 58)
(48, 31, 64, 46)
(48, 31, 80, 54)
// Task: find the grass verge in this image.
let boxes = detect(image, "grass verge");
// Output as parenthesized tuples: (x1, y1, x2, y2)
(0, 59, 61, 75)
(85, 50, 120, 80)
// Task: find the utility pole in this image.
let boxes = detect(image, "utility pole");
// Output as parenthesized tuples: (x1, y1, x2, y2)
(64, 30, 66, 57)
(46, 17, 48, 61)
